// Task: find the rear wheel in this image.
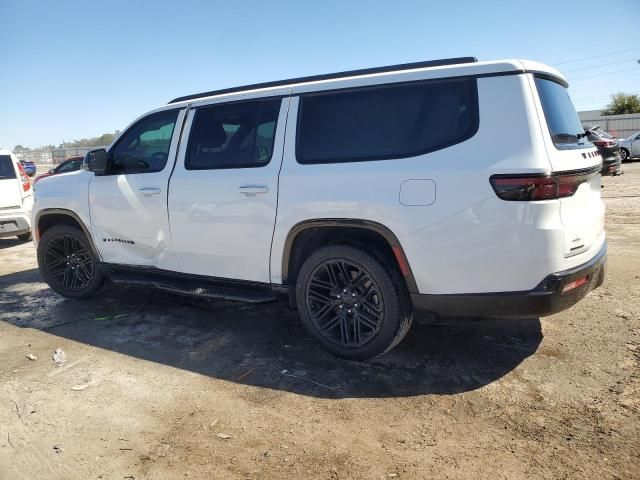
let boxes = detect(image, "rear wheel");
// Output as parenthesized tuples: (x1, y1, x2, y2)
(37, 224, 104, 298)
(295, 244, 412, 360)
(17, 232, 32, 241)
(620, 148, 629, 162)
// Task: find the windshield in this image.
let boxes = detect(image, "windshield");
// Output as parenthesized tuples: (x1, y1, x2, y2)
(535, 77, 588, 149)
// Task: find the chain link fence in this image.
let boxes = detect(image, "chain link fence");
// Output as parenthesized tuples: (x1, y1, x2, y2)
(14, 147, 106, 167)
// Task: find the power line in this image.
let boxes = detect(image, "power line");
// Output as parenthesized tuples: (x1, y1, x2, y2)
(573, 90, 640, 101)
(562, 58, 639, 73)
(569, 79, 640, 89)
(569, 68, 640, 81)
(553, 48, 640, 66)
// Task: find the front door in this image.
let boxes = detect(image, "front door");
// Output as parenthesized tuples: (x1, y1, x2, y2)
(169, 93, 289, 283)
(89, 108, 186, 270)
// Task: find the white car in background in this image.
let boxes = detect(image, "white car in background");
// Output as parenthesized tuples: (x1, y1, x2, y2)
(619, 131, 640, 161)
(0, 150, 34, 241)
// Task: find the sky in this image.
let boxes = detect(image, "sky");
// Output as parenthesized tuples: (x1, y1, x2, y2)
(0, 0, 639, 150)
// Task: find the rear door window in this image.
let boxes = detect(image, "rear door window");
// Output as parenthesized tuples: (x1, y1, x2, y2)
(296, 78, 478, 164)
(535, 77, 587, 149)
(186, 98, 281, 170)
(0, 155, 17, 179)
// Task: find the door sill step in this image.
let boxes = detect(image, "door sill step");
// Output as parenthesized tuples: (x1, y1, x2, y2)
(103, 264, 276, 303)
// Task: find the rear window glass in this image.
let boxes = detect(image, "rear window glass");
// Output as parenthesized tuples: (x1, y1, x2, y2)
(535, 77, 587, 149)
(592, 128, 613, 139)
(296, 78, 478, 164)
(0, 155, 17, 179)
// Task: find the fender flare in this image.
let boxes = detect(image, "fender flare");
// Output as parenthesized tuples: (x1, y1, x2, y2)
(34, 208, 101, 260)
(281, 218, 418, 293)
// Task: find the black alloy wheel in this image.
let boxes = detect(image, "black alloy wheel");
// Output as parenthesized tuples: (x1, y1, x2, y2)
(305, 258, 384, 349)
(44, 234, 95, 290)
(37, 224, 105, 298)
(296, 244, 412, 360)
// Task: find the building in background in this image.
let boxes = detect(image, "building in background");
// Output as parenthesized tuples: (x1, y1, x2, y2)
(578, 110, 640, 139)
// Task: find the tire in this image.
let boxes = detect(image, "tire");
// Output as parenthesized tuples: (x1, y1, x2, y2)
(295, 244, 413, 360)
(620, 148, 629, 162)
(17, 231, 32, 241)
(37, 224, 104, 299)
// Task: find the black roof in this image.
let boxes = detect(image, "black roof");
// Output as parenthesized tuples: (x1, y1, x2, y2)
(168, 56, 477, 104)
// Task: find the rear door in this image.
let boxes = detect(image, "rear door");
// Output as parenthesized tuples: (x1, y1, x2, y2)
(0, 154, 22, 209)
(532, 76, 604, 257)
(168, 92, 289, 282)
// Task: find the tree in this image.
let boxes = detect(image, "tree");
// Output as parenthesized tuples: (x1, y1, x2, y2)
(14, 131, 119, 152)
(602, 93, 640, 115)
(59, 132, 118, 148)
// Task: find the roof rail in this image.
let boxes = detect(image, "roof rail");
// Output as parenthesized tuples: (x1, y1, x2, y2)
(168, 56, 477, 104)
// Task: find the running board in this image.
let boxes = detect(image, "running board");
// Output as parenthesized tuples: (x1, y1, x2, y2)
(102, 264, 277, 303)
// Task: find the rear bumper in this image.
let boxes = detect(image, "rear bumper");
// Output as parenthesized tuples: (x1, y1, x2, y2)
(0, 215, 30, 238)
(411, 241, 607, 318)
(601, 154, 621, 176)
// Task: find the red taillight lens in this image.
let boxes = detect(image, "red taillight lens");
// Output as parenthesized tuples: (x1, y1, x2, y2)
(592, 139, 616, 148)
(490, 176, 558, 201)
(16, 162, 31, 192)
(490, 170, 596, 201)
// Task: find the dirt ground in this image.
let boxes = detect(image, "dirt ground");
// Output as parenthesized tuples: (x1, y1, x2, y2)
(1, 165, 638, 480)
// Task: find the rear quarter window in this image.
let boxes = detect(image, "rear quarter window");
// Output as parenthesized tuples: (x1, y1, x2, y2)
(0, 155, 17, 179)
(535, 77, 587, 150)
(296, 78, 479, 164)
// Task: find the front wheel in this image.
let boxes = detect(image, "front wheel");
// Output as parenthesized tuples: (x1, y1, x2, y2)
(295, 244, 412, 360)
(620, 148, 629, 162)
(37, 224, 104, 299)
(17, 231, 32, 242)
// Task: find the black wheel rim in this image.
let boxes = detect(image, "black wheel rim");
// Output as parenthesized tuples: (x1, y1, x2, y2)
(44, 234, 95, 291)
(305, 259, 384, 349)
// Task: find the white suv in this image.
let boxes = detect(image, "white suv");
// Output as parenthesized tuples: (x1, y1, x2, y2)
(0, 150, 33, 241)
(32, 57, 607, 359)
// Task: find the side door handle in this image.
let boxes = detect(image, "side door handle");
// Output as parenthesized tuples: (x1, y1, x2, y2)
(139, 187, 161, 196)
(238, 185, 269, 195)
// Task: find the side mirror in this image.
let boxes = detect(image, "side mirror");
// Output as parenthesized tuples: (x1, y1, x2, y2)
(84, 149, 108, 174)
(48, 169, 55, 174)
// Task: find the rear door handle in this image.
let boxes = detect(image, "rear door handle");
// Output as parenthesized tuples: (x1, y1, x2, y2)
(238, 185, 269, 195)
(139, 187, 161, 196)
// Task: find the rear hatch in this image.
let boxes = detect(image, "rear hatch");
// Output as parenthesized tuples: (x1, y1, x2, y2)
(534, 76, 604, 257)
(0, 154, 23, 210)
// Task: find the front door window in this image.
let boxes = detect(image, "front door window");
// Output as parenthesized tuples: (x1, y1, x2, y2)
(109, 110, 179, 174)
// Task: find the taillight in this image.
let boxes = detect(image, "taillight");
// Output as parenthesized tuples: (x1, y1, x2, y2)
(16, 162, 31, 192)
(592, 139, 616, 148)
(490, 170, 597, 201)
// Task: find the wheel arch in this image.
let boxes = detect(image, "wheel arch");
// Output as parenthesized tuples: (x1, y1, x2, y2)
(35, 208, 101, 260)
(281, 219, 418, 294)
